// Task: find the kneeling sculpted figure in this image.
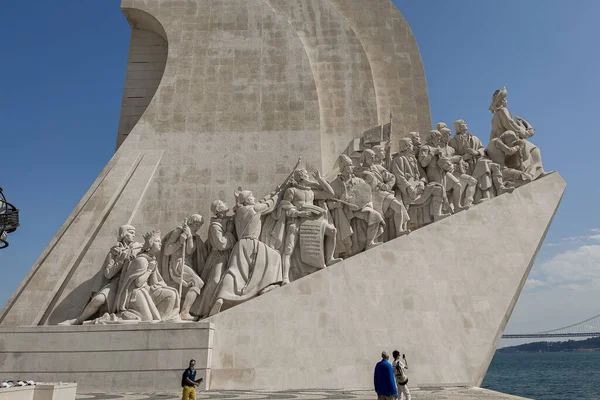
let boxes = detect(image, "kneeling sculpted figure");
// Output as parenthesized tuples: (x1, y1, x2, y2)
(115, 230, 180, 322)
(162, 214, 207, 321)
(59, 225, 141, 325)
(210, 187, 283, 316)
(485, 130, 533, 187)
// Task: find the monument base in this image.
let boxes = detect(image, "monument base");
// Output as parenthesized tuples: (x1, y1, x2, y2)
(0, 323, 212, 392)
(0, 174, 565, 392)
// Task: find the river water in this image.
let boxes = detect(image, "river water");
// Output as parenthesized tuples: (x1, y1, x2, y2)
(482, 352, 600, 399)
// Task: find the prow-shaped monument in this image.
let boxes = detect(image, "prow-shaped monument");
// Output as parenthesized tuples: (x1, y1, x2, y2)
(0, 0, 564, 393)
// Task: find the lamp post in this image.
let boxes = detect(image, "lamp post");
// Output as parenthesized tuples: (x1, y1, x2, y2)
(0, 187, 19, 249)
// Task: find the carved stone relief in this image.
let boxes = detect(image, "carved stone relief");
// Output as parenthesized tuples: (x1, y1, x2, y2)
(58, 88, 548, 323)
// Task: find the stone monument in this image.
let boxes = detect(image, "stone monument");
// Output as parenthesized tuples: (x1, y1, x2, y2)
(0, 0, 565, 393)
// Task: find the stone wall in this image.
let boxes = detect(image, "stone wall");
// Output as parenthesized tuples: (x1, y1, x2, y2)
(116, 28, 168, 149)
(0, 323, 213, 392)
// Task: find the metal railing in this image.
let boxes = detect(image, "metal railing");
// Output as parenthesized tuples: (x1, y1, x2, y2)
(0, 187, 19, 249)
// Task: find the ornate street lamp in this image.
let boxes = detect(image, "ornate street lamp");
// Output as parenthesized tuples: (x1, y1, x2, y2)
(0, 187, 19, 249)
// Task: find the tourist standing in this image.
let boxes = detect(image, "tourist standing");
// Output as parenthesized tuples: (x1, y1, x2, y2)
(392, 350, 411, 400)
(374, 351, 398, 399)
(181, 359, 202, 400)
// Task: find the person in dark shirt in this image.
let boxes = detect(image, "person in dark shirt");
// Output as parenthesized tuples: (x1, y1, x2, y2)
(374, 351, 398, 399)
(181, 359, 202, 400)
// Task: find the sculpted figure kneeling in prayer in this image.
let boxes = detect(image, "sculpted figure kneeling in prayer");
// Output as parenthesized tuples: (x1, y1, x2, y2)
(328, 155, 384, 258)
(209, 187, 283, 316)
(196, 200, 237, 318)
(279, 168, 341, 283)
(489, 87, 545, 179)
(391, 138, 449, 229)
(162, 215, 207, 321)
(115, 230, 179, 322)
(485, 130, 533, 187)
(59, 225, 141, 325)
(360, 149, 410, 238)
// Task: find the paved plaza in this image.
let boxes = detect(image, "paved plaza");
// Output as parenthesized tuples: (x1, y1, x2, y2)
(76, 388, 529, 400)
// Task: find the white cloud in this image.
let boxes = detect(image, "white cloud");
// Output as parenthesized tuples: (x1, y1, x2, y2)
(524, 279, 547, 289)
(506, 235, 600, 335)
(531, 244, 600, 287)
(544, 228, 600, 247)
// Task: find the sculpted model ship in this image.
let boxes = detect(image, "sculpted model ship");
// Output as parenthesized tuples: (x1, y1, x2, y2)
(59, 87, 547, 325)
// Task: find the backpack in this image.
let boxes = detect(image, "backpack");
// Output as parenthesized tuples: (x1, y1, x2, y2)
(395, 362, 408, 384)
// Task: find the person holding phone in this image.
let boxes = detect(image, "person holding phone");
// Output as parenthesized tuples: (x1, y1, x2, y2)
(392, 350, 411, 400)
(181, 359, 203, 400)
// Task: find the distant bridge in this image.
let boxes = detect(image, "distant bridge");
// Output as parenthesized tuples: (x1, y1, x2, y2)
(502, 312, 600, 339)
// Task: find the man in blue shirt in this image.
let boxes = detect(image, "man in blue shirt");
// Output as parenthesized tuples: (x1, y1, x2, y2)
(181, 359, 202, 400)
(374, 351, 398, 399)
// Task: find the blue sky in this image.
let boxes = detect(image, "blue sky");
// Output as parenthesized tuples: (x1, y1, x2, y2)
(1, 0, 599, 338)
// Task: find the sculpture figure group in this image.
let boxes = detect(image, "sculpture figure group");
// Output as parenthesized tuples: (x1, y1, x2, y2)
(60, 87, 548, 325)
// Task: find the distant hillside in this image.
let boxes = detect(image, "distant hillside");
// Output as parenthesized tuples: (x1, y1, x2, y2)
(499, 336, 600, 353)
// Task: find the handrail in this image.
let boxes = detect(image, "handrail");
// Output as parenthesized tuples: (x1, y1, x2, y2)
(0, 187, 19, 249)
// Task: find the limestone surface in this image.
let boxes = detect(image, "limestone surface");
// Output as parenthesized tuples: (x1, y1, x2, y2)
(0, 323, 214, 392)
(206, 173, 565, 390)
(0, 0, 430, 328)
